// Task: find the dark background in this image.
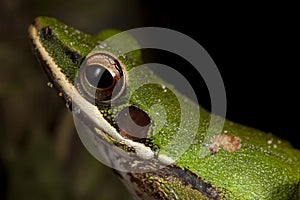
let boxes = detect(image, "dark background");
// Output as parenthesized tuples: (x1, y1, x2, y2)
(140, 1, 299, 149)
(1, 0, 299, 199)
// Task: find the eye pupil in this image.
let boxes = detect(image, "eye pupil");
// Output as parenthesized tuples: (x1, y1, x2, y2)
(86, 65, 114, 89)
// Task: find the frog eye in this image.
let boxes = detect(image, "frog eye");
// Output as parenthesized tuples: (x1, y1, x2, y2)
(78, 51, 126, 103)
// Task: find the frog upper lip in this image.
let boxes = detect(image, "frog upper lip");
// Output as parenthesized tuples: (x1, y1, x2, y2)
(28, 24, 71, 110)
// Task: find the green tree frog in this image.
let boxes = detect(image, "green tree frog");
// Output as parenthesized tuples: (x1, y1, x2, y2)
(28, 17, 300, 200)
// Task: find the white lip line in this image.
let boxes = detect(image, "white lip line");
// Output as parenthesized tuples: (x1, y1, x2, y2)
(28, 24, 174, 164)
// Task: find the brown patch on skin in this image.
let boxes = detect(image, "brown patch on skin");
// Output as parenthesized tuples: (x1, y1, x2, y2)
(209, 134, 241, 153)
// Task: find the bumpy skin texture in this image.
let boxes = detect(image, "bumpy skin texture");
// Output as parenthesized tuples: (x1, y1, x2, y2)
(29, 17, 300, 199)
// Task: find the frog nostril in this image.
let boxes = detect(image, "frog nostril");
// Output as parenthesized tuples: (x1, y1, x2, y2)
(42, 26, 55, 39)
(116, 105, 151, 141)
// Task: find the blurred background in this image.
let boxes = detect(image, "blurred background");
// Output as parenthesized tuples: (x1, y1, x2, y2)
(0, 0, 298, 199)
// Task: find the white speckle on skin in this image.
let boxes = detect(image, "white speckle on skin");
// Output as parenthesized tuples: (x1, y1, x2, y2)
(267, 139, 273, 144)
(47, 82, 53, 88)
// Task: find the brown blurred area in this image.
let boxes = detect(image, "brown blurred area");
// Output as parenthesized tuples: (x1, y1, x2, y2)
(0, 0, 143, 199)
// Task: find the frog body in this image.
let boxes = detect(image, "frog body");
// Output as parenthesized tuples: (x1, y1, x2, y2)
(29, 17, 300, 200)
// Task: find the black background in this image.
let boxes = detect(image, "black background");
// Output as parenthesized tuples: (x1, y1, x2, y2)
(139, 1, 299, 149)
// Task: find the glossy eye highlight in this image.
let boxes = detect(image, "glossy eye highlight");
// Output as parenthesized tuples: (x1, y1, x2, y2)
(77, 51, 126, 103)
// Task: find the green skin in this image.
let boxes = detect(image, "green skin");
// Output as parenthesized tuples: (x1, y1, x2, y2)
(29, 17, 300, 200)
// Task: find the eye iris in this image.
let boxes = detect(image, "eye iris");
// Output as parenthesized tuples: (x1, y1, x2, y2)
(86, 65, 114, 89)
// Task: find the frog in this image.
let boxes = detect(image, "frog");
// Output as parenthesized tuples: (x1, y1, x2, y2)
(28, 16, 300, 199)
